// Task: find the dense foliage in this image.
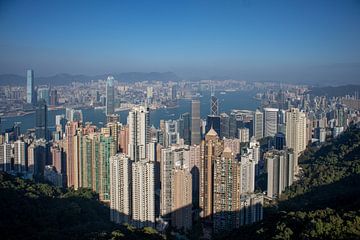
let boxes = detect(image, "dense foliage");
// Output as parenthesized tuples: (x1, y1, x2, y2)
(219, 125, 360, 240)
(0, 173, 163, 240)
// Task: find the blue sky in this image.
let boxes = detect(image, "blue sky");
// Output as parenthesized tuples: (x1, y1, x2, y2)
(0, 0, 359, 83)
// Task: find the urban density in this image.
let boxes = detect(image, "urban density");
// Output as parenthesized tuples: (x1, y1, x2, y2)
(1, 1, 360, 240)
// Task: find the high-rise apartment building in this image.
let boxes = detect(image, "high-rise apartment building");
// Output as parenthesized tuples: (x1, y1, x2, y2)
(14, 140, 27, 172)
(110, 154, 132, 224)
(0, 143, 12, 172)
(265, 149, 294, 198)
(171, 167, 193, 231)
(285, 108, 307, 171)
(132, 160, 156, 228)
(200, 128, 223, 221)
(128, 106, 150, 161)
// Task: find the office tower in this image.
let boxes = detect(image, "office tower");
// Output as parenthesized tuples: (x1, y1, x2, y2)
(220, 112, 230, 138)
(50, 89, 58, 106)
(275, 132, 286, 150)
(35, 99, 48, 140)
(210, 95, 219, 116)
(160, 146, 188, 218)
(128, 106, 150, 161)
(238, 128, 250, 143)
(253, 109, 263, 140)
(14, 140, 27, 172)
(265, 149, 294, 198)
(263, 108, 278, 137)
(171, 167, 193, 231)
(213, 147, 241, 233)
(106, 76, 115, 116)
(0, 143, 12, 172)
(285, 108, 307, 171)
(37, 87, 50, 105)
(249, 138, 260, 176)
(164, 120, 180, 147)
(205, 115, 221, 136)
(110, 154, 132, 224)
(191, 99, 201, 145)
(229, 113, 237, 138)
(179, 112, 191, 145)
(239, 193, 264, 226)
(132, 160, 156, 228)
(200, 128, 223, 221)
(278, 109, 287, 133)
(26, 69, 35, 105)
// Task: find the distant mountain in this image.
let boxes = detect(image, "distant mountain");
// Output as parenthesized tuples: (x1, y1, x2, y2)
(0, 72, 179, 86)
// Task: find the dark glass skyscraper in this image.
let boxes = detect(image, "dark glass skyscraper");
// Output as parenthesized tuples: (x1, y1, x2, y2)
(26, 69, 35, 105)
(106, 76, 115, 116)
(35, 99, 48, 140)
(205, 115, 221, 136)
(191, 99, 201, 145)
(179, 112, 191, 145)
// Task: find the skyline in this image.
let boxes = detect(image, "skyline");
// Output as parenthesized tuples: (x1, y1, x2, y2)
(0, 0, 360, 84)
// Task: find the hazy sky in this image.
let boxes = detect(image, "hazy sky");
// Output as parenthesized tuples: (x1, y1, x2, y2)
(0, 0, 360, 83)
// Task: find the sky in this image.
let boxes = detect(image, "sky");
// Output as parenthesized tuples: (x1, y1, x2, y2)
(0, 0, 360, 83)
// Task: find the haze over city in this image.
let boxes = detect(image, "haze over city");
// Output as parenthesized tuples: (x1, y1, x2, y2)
(1, 0, 360, 84)
(1, 1, 360, 240)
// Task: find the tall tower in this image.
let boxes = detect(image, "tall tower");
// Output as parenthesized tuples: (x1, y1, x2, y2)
(106, 76, 115, 116)
(263, 108, 279, 137)
(110, 154, 132, 224)
(210, 91, 219, 116)
(200, 127, 223, 221)
(285, 108, 307, 171)
(132, 160, 156, 228)
(127, 106, 150, 161)
(26, 69, 35, 105)
(35, 99, 48, 140)
(191, 99, 201, 145)
(253, 109, 263, 140)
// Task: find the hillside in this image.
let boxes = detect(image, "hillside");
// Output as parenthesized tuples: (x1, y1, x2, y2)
(218, 125, 360, 240)
(0, 173, 163, 240)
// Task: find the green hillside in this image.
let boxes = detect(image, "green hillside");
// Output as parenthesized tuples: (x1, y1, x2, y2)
(0, 173, 163, 240)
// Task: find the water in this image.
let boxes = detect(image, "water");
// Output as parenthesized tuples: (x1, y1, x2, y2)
(1, 90, 260, 133)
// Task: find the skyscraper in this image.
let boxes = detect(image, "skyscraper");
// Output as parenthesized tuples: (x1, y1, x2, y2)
(220, 112, 230, 138)
(205, 115, 221, 136)
(200, 127, 223, 221)
(191, 99, 201, 145)
(213, 147, 241, 233)
(178, 112, 191, 145)
(253, 109, 263, 140)
(285, 108, 307, 171)
(132, 160, 156, 228)
(265, 149, 294, 198)
(171, 167, 193, 231)
(127, 106, 150, 161)
(210, 95, 219, 116)
(14, 140, 27, 173)
(110, 154, 132, 224)
(106, 76, 115, 116)
(26, 69, 35, 105)
(0, 143, 12, 172)
(37, 87, 50, 105)
(263, 108, 279, 137)
(35, 99, 48, 140)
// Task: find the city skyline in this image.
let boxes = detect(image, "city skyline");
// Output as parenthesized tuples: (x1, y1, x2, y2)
(0, 1, 360, 84)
